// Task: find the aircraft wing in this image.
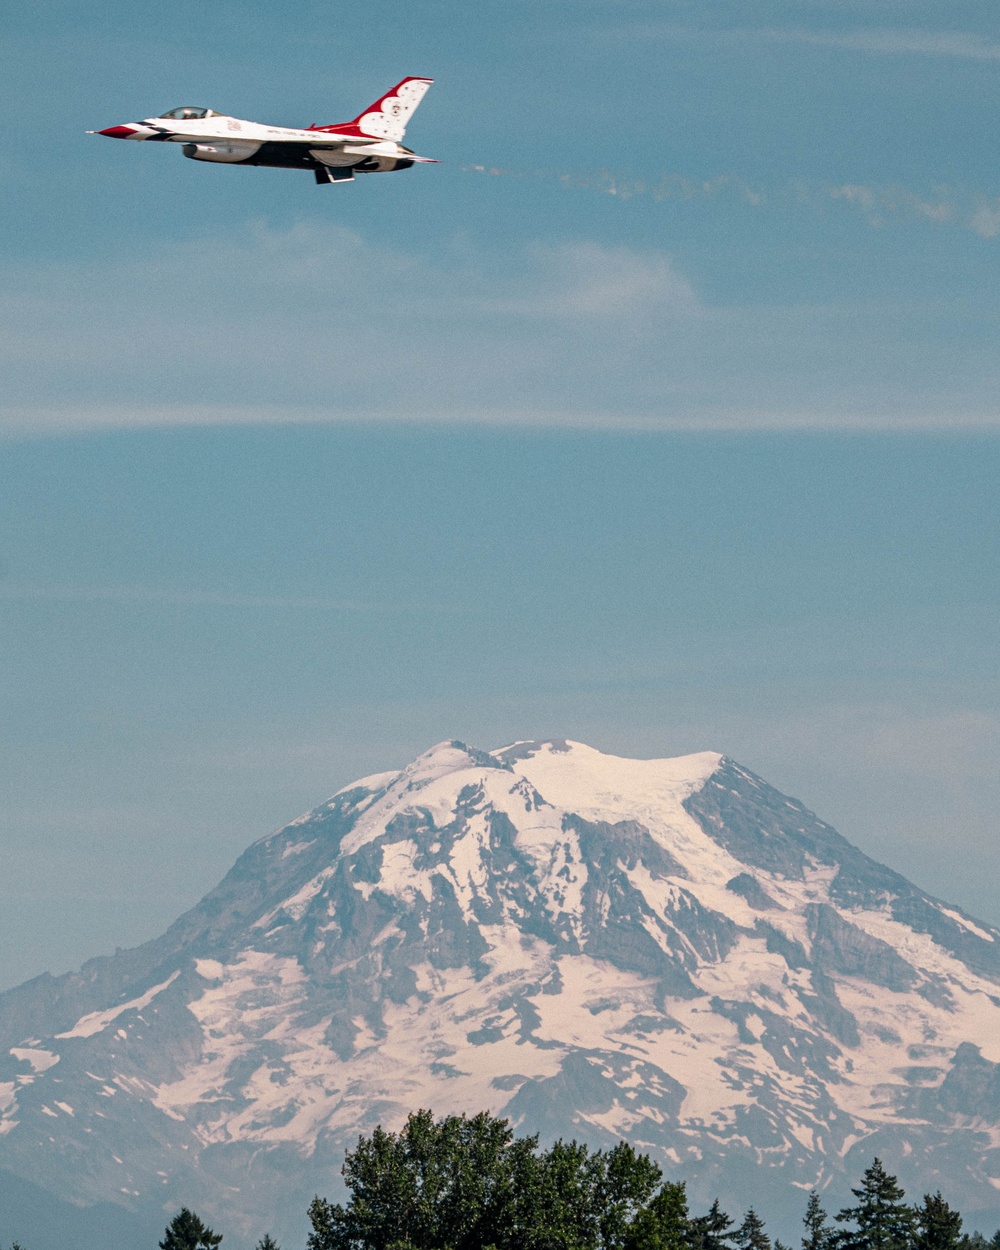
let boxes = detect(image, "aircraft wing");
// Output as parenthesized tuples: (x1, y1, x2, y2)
(307, 140, 384, 153)
(163, 123, 386, 150)
(285, 136, 381, 148)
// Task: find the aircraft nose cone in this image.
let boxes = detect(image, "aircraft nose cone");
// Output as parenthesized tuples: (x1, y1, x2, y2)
(97, 125, 138, 139)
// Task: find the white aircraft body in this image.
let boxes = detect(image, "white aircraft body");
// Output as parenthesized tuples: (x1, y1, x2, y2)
(91, 76, 435, 184)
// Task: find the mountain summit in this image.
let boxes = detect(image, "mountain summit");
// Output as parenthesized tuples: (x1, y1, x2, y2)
(3, 739, 1000, 1247)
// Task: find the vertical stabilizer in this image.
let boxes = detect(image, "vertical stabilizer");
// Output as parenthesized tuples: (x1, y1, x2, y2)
(350, 76, 433, 141)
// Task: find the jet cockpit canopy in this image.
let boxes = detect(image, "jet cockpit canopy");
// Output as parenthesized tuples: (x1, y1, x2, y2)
(158, 107, 220, 120)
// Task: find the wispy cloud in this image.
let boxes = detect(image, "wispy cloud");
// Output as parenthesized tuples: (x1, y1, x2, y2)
(621, 22, 1000, 64)
(5, 405, 999, 438)
(0, 225, 711, 439)
(969, 202, 1000, 238)
(0, 224, 697, 411)
(760, 27, 1000, 62)
(491, 241, 698, 317)
(0, 583, 460, 613)
(2, 219, 999, 439)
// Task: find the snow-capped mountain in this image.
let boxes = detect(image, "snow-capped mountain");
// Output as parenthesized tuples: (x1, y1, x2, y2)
(3, 739, 1000, 1249)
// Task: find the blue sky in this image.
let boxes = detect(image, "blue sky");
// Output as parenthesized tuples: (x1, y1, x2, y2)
(1, 0, 998, 989)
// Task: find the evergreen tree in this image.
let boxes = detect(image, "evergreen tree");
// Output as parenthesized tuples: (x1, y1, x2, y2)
(689, 1201, 736, 1250)
(914, 1194, 962, 1250)
(836, 1159, 915, 1250)
(958, 1234, 988, 1250)
(255, 1238, 280, 1250)
(803, 1193, 834, 1250)
(733, 1208, 772, 1250)
(958, 1234, 1000, 1250)
(159, 1208, 223, 1250)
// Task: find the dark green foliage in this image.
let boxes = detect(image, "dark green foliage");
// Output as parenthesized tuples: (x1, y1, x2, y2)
(915, 1193, 962, 1250)
(957, 1233, 1000, 1250)
(836, 1159, 915, 1250)
(624, 1181, 689, 1250)
(307, 1109, 672, 1250)
(534, 1137, 664, 1250)
(307, 1109, 542, 1250)
(600, 1140, 668, 1249)
(304, 1122, 995, 1250)
(689, 1201, 735, 1250)
(255, 1238, 281, 1250)
(803, 1193, 834, 1250)
(159, 1208, 223, 1250)
(734, 1209, 771, 1250)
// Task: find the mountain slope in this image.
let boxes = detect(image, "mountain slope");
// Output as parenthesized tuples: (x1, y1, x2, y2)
(3, 739, 1000, 1249)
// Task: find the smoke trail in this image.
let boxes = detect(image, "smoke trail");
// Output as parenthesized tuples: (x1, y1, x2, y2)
(463, 163, 1000, 238)
(464, 163, 764, 206)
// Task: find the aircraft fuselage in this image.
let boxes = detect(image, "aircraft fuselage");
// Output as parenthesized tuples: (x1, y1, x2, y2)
(92, 78, 435, 184)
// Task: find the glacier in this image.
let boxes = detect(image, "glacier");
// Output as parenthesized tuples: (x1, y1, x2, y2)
(2, 738, 1000, 1250)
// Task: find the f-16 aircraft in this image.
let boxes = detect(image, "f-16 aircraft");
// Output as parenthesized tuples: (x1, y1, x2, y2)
(91, 76, 435, 184)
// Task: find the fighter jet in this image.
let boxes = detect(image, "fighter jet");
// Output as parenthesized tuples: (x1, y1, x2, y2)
(91, 76, 435, 184)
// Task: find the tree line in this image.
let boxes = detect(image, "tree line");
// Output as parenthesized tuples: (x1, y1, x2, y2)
(5, 1109, 1000, 1250)
(302, 1110, 998, 1250)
